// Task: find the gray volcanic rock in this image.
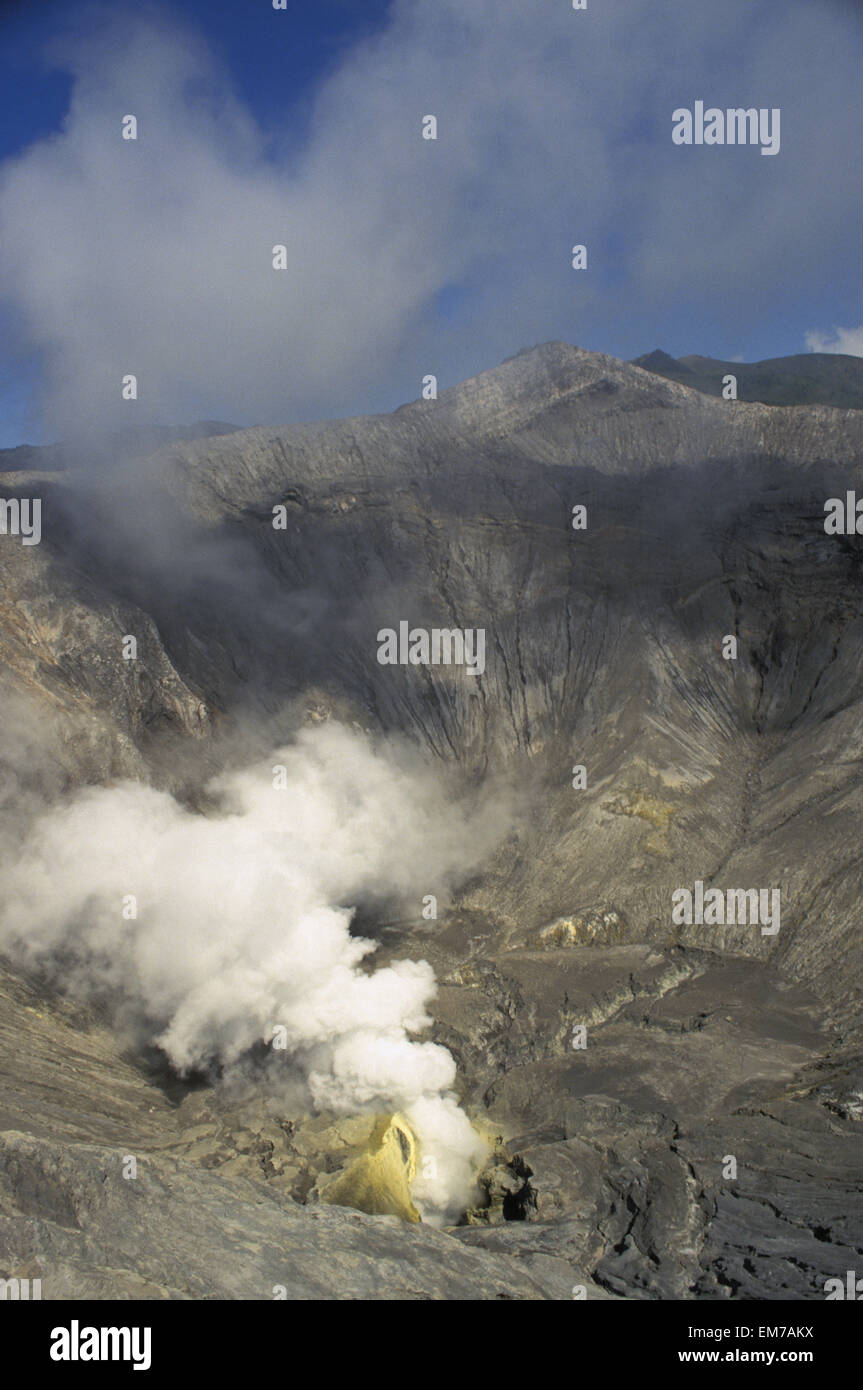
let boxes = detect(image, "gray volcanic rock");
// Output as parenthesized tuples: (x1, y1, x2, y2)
(1, 341, 862, 1299)
(0, 957, 584, 1299)
(0, 1131, 565, 1301)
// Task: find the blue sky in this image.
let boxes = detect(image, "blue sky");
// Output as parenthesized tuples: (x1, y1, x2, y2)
(1, 0, 862, 446)
(0, 0, 392, 161)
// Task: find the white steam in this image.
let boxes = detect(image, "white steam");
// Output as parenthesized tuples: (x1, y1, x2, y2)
(0, 722, 502, 1221)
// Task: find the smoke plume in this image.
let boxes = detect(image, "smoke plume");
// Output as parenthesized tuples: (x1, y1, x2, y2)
(0, 720, 508, 1221)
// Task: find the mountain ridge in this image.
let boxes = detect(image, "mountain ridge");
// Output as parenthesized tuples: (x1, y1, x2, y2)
(631, 346, 863, 409)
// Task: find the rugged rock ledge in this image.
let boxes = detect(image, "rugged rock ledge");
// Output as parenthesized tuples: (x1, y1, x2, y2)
(1, 343, 861, 1298)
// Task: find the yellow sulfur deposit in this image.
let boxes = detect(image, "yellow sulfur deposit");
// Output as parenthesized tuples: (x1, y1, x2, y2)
(318, 1114, 421, 1223)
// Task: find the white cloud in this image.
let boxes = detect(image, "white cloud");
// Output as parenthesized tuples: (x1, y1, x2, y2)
(805, 326, 863, 357)
(0, 0, 861, 438)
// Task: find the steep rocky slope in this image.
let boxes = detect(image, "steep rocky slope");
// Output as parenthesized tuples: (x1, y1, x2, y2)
(1, 342, 861, 1299)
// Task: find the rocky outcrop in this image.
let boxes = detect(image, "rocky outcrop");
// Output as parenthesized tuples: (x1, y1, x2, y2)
(1, 342, 861, 1299)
